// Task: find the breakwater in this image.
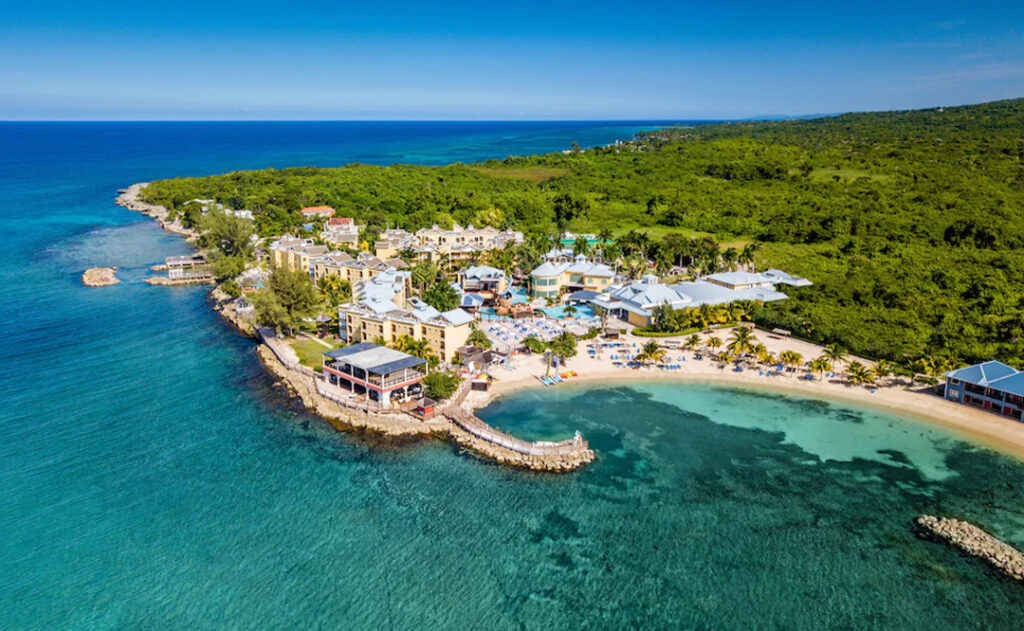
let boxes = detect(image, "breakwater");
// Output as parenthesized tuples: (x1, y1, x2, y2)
(915, 515, 1024, 582)
(256, 330, 594, 471)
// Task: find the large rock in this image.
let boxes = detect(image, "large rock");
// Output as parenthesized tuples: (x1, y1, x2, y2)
(82, 267, 120, 287)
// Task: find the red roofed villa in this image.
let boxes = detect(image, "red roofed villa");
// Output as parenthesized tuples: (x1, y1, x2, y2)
(300, 205, 336, 218)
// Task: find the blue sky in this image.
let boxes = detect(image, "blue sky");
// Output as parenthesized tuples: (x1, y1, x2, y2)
(2, 1, 1022, 119)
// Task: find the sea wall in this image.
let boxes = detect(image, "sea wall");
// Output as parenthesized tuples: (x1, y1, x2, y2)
(256, 344, 595, 472)
(915, 514, 1024, 581)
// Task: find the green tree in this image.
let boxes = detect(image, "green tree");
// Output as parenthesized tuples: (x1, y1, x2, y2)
(422, 282, 460, 312)
(810, 356, 830, 380)
(410, 260, 439, 293)
(467, 326, 492, 350)
(422, 370, 461, 400)
(317, 274, 352, 308)
(265, 266, 321, 335)
(199, 210, 255, 259)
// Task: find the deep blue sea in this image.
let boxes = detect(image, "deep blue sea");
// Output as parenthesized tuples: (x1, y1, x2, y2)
(2, 122, 1023, 630)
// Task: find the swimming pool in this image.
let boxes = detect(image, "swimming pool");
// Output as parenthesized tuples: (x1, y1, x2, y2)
(540, 304, 599, 320)
(508, 286, 529, 304)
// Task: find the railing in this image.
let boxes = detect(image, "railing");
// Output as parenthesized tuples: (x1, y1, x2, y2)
(441, 404, 588, 457)
(315, 379, 385, 412)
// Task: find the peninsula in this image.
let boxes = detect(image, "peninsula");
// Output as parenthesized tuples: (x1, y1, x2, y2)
(116, 98, 1024, 467)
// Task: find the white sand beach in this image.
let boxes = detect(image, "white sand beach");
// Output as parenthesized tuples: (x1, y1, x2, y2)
(465, 327, 1024, 462)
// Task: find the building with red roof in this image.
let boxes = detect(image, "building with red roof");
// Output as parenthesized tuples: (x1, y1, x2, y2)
(300, 206, 335, 218)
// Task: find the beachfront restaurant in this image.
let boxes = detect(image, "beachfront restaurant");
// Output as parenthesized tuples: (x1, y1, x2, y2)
(322, 342, 426, 409)
(944, 360, 1024, 421)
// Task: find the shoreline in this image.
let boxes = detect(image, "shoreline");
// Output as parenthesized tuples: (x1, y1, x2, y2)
(113, 182, 1024, 466)
(465, 346, 1024, 463)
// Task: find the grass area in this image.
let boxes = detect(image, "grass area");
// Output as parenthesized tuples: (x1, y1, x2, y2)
(617, 224, 751, 249)
(290, 338, 337, 368)
(470, 166, 569, 183)
(808, 167, 891, 183)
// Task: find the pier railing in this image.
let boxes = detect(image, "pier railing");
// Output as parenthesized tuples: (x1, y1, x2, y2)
(441, 403, 588, 457)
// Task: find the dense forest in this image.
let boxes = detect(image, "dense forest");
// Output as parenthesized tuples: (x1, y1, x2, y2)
(141, 98, 1024, 368)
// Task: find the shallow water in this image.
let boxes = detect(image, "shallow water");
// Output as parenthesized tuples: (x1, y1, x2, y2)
(2, 122, 1023, 630)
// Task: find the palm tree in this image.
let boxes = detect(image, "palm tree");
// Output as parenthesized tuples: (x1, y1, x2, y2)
(822, 344, 847, 371)
(467, 326, 491, 349)
(737, 243, 760, 271)
(873, 359, 895, 385)
(572, 236, 591, 258)
(727, 327, 756, 356)
(846, 361, 876, 386)
(405, 338, 439, 368)
(684, 333, 702, 352)
(596, 228, 614, 260)
(756, 345, 775, 369)
(563, 304, 578, 318)
(810, 356, 830, 381)
(639, 340, 666, 367)
(705, 336, 723, 357)
(779, 350, 803, 372)
(391, 334, 415, 353)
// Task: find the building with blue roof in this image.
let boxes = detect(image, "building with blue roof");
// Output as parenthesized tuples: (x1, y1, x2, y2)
(944, 361, 1024, 420)
(322, 342, 426, 409)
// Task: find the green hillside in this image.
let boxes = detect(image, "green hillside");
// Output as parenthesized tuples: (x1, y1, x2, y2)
(142, 98, 1024, 367)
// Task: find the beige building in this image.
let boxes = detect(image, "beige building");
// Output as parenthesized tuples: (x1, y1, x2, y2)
(312, 251, 407, 284)
(529, 254, 616, 299)
(321, 217, 359, 247)
(374, 223, 523, 267)
(338, 298, 474, 364)
(269, 236, 328, 274)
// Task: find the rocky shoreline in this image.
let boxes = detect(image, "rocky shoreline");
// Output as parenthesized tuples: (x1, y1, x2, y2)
(915, 514, 1024, 582)
(115, 183, 197, 238)
(82, 267, 120, 287)
(256, 344, 595, 472)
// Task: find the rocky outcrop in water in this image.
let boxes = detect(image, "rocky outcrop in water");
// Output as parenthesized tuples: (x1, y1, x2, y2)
(916, 514, 1024, 581)
(82, 267, 120, 287)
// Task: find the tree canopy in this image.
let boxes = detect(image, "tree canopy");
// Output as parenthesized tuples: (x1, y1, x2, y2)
(142, 98, 1024, 368)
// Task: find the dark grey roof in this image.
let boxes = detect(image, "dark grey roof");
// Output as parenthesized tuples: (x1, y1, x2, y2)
(567, 289, 602, 302)
(324, 342, 377, 359)
(370, 356, 426, 374)
(324, 342, 426, 375)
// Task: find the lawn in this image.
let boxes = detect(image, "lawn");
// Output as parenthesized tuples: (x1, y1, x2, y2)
(290, 338, 337, 369)
(470, 166, 569, 183)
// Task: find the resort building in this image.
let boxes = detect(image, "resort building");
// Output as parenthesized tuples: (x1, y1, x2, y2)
(321, 342, 426, 409)
(312, 251, 407, 284)
(164, 253, 210, 281)
(300, 205, 336, 219)
(529, 254, 616, 299)
(320, 217, 359, 247)
(352, 270, 412, 307)
(373, 224, 523, 267)
(459, 265, 510, 296)
(337, 298, 474, 364)
(591, 270, 810, 327)
(943, 361, 1024, 421)
(269, 237, 328, 274)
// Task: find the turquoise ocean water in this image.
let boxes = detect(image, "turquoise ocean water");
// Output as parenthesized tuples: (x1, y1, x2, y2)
(1, 122, 1023, 629)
